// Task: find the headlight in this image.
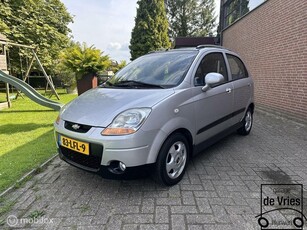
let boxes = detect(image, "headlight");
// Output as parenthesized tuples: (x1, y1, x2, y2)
(101, 108, 151, 136)
(55, 103, 70, 125)
(55, 115, 61, 125)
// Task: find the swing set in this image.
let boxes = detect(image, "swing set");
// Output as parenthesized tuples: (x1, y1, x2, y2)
(0, 38, 60, 108)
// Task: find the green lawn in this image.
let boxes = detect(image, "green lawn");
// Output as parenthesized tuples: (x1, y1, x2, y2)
(0, 89, 8, 103)
(0, 89, 77, 193)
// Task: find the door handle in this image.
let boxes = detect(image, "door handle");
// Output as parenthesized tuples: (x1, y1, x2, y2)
(226, 88, 232, 93)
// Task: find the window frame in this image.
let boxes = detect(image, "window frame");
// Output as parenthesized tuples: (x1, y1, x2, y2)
(193, 51, 229, 87)
(225, 53, 249, 81)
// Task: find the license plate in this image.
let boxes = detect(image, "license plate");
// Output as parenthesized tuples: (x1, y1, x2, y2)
(59, 135, 89, 155)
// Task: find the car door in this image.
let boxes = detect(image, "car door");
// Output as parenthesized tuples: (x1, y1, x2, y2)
(226, 53, 252, 124)
(192, 51, 235, 145)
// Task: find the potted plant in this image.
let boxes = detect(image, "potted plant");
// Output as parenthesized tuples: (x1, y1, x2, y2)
(59, 42, 110, 95)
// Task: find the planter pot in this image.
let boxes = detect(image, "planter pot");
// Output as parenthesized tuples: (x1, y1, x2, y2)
(65, 86, 77, 94)
(76, 73, 98, 95)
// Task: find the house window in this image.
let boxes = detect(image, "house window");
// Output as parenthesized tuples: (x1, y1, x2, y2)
(0, 45, 4, 55)
(222, 0, 266, 28)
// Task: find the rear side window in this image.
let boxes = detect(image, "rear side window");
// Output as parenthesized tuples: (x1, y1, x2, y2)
(226, 54, 248, 80)
(194, 52, 228, 86)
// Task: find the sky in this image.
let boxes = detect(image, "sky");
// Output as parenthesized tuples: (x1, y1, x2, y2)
(61, 0, 221, 63)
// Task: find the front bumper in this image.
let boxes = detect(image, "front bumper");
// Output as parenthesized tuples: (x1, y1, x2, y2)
(54, 119, 160, 173)
(58, 149, 153, 179)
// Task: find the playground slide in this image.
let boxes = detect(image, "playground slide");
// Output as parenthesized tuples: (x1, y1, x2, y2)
(0, 70, 63, 111)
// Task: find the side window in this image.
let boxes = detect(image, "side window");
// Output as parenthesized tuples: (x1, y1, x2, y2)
(226, 54, 248, 80)
(194, 52, 228, 86)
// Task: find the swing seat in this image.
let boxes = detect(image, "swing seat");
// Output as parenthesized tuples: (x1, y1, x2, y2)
(9, 94, 16, 100)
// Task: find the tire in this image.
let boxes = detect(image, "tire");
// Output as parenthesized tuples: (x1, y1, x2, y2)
(237, 108, 253, 135)
(153, 133, 189, 186)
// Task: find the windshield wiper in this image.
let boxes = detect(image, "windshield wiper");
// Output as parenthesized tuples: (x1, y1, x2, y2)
(112, 80, 164, 89)
(99, 81, 113, 88)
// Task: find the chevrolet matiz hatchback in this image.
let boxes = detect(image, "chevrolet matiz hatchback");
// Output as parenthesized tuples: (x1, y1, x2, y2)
(54, 45, 254, 186)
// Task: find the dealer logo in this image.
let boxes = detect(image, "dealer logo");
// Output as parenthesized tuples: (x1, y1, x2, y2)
(256, 184, 305, 229)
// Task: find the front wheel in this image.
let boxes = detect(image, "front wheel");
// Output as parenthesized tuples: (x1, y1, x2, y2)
(153, 133, 189, 186)
(237, 108, 253, 135)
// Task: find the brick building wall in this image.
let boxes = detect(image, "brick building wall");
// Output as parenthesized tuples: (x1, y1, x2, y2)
(222, 0, 307, 122)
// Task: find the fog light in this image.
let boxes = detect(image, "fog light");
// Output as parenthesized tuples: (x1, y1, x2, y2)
(119, 162, 126, 171)
(108, 161, 127, 174)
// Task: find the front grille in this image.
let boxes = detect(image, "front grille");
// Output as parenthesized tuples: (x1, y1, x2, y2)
(64, 121, 92, 133)
(60, 143, 103, 170)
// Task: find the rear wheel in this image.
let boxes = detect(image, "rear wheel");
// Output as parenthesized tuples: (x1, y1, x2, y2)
(237, 108, 253, 135)
(153, 133, 189, 186)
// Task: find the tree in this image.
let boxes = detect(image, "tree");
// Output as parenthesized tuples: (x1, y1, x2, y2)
(166, 0, 216, 39)
(166, 0, 199, 37)
(0, 0, 73, 75)
(110, 60, 127, 73)
(197, 0, 216, 36)
(0, 0, 11, 33)
(57, 42, 111, 94)
(58, 42, 111, 79)
(130, 0, 171, 60)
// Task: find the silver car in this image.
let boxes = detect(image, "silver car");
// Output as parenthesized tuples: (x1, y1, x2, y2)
(54, 45, 254, 186)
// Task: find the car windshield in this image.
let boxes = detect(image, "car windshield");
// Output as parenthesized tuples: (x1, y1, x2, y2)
(104, 51, 198, 88)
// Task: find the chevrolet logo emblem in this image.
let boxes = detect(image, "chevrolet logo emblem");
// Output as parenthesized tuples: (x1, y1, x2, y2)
(72, 124, 81, 130)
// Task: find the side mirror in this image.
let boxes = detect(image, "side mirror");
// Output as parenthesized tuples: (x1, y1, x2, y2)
(202, 73, 224, 92)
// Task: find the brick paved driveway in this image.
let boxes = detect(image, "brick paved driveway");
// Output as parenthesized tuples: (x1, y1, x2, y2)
(1, 111, 307, 229)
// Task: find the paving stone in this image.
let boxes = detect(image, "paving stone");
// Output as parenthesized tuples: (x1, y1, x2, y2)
(186, 214, 215, 224)
(187, 174, 202, 184)
(44, 217, 64, 230)
(171, 214, 186, 230)
(181, 191, 196, 205)
(113, 206, 140, 214)
(208, 197, 235, 206)
(122, 224, 138, 230)
(170, 206, 198, 214)
(61, 216, 93, 226)
(155, 206, 169, 223)
(105, 215, 122, 230)
(180, 184, 204, 191)
(156, 198, 182, 206)
(139, 224, 169, 230)
(224, 206, 253, 215)
(141, 198, 155, 214)
(193, 191, 218, 198)
(195, 198, 212, 214)
(122, 214, 154, 224)
(197, 179, 215, 191)
(77, 226, 104, 230)
(187, 225, 203, 230)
